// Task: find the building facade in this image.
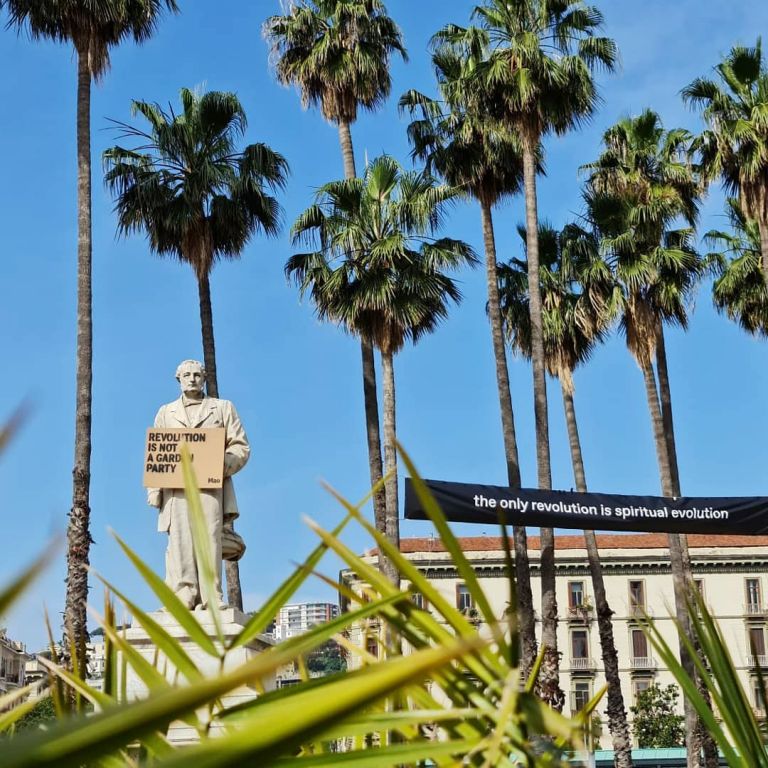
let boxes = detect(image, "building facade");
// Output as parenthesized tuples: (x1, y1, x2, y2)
(0, 629, 29, 695)
(344, 533, 768, 743)
(274, 602, 340, 641)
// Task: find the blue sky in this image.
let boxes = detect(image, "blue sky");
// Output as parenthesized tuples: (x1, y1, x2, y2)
(1, 0, 767, 651)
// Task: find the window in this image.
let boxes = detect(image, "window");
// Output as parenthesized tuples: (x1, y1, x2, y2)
(631, 628, 649, 660)
(747, 579, 763, 613)
(412, 592, 428, 611)
(749, 627, 766, 659)
(366, 636, 379, 659)
(633, 678, 651, 704)
(629, 581, 645, 613)
(572, 682, 591, 713)
(568, 581, 585, 609)
(456, 584, 474, 613)
(753, 678, 767, 711)
(571, 629, 589, 660)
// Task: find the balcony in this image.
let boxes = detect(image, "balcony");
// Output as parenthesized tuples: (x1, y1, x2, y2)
(630, 656, 657, 671)
(747, 655, 768, 667)
(567, 604, 594, 623)
(745, 604, 767, 617)
(570, 657, 596, 673)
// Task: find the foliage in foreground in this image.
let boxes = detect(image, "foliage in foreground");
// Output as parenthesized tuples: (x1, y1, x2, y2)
(0, 447, 593, 767)
(643, 590, 768, 767)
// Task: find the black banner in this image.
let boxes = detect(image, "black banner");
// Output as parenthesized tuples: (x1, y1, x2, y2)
(404, 478, 768, 535)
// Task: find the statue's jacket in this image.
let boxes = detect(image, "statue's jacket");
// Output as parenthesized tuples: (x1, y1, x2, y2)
(147, 396, 250, 532)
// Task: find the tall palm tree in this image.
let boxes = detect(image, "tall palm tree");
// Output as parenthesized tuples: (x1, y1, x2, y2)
(400, 37, 539, 676)
(0, 0, 178, 678)
(103, 88, 288, 610)
(436, 0, 617, 705)
(264, 1, 406, 540)
(584, 110, 714, 767)
(498, 222, 632, 766)
(708, 199, 768, 335)
(683, 39, 768, 279)
(287, 156, 477, 584)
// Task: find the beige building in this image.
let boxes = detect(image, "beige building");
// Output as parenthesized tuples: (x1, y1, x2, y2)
(344, 533, 768, 735)
(0, 628, 29, 694)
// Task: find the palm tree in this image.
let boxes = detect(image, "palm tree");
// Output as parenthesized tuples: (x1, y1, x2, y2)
(708, 199, 768, 335)
(287, 156, 477, 584)
(264, 1, 406, 540)
(683, 39, 768, 279)
(498, 222, 632, 766)
(584, 110, 715, 767)
(400, 37, 539, 677)
(435, 0, 617, 705)
(0, 0, 178, 678)
(103, 88, 288, 610)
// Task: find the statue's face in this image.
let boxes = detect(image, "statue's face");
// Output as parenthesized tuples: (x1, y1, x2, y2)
(177, 363, 205, 398)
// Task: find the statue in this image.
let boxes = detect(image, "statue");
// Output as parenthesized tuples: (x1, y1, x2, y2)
(147, 360, 250, 610)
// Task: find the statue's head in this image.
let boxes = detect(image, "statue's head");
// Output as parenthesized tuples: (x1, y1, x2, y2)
(176, 359, 206, 398)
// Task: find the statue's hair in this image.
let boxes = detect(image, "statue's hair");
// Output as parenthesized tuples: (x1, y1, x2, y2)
(175, 359, 206, 380)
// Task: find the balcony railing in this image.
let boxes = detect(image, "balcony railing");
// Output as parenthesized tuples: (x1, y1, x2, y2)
(745, 603, 766, 616)
(567, 604, 594, 622)
(748, 655, 768, 667)
(630, 656, 657, 670)
(570, 657, 596, 671)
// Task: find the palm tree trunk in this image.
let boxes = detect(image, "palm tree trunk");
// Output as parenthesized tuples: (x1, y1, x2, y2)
(655, 322, 680, 497)
(522, 138, 560, 708)
(758, 218, 768, 281)
(479, 197, 536, 676)
(654, 325, 719, 768)
(561, 379, 632, 768)
(195, 271, 243, 610)
(640, 358, 701, 766)
(66, 48, 93, 681)
(337, 121, 388, 552)
(338, 120, 357, 179)
(380, 347, 400, 588)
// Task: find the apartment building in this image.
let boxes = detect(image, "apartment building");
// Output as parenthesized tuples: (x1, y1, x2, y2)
(342, 532, 768, 739)
(274, 602, 340, 641)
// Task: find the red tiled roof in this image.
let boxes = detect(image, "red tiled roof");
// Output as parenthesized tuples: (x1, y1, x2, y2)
(395, 533, 768, 554)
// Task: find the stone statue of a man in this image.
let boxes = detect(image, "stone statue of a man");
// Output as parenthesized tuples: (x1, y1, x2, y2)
(147, 360, 250, 610)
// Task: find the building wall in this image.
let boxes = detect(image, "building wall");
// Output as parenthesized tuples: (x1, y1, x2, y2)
(344, 533, 768, 743)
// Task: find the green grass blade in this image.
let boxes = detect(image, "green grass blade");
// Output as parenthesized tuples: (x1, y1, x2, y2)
(181, 448, 223, 641)
(229, 510, 354, 650)
(37, 656, 113, 710)
(0, 542, 55, 618)
(138, 638, 486, 768)
(398, 445, 509, 652)
(111, 531, 219, 657)
(93, 572, 203, 683)
(89, 609, 171, 695)
(269, 739, 477, 766)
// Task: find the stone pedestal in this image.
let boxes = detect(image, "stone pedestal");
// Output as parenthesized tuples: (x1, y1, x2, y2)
(124, 608, 275, 745)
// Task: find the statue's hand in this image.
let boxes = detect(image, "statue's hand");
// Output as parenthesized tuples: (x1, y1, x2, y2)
(223, 453, 240, 477)
(147, 489, 162, 508)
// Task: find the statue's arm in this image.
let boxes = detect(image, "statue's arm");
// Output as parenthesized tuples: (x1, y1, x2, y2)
(147, 406, 165, 507)
(222, 402, 250, 477)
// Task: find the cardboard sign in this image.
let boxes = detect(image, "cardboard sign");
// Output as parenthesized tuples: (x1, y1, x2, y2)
(143, 428, 225, 489)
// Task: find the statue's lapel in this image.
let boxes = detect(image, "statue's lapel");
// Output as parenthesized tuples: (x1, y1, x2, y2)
(192, 398, 218, 428)
(167, 398, 190, 427)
